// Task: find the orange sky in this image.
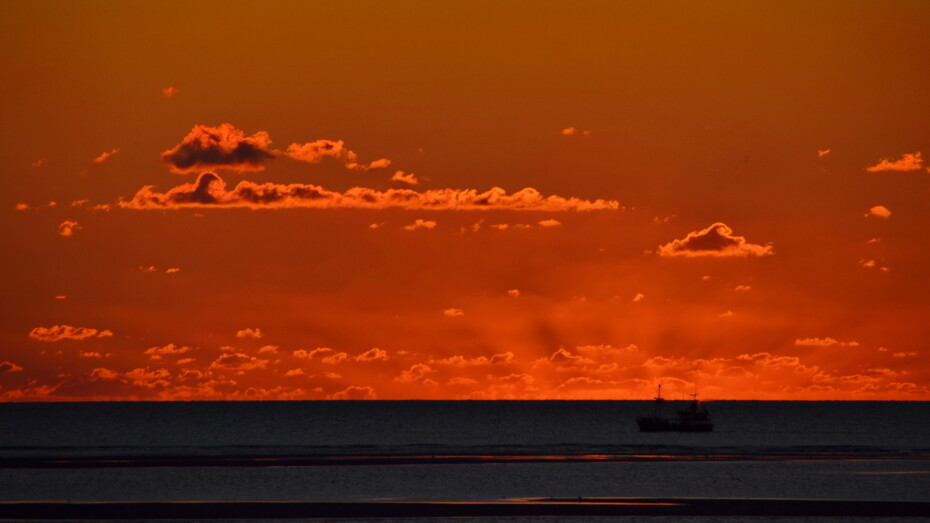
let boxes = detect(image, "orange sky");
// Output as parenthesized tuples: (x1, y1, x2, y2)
(2, 0, 930, 400)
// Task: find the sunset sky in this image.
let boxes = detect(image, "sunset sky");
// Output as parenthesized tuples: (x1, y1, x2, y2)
(3, 0, 930, 400)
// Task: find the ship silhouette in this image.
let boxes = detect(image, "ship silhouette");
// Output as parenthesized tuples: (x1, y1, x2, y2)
(636, 384, 713, 432)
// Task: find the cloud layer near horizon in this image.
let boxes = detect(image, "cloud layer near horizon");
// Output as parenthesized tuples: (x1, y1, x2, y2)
(120, 172, 621, 211)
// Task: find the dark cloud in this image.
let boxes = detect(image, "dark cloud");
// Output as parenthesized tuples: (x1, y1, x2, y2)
(0, 361, 23, 373)
(658, 222, 773, 257)
(161, 124, 275, 173)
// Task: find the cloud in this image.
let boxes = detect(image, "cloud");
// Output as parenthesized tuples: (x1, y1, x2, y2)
(284, 140, 391, 171)
(433, 352, 514, 366)
(161, 124, 275, 173)
(121, 172, 621, 211)
(0, 361, 23, 373)
(31, 159, 47, 168)
(209, 352, 268, 371)
(14, 203, 30, 211)
(734, 285, 752, 292)
(144, 344, 192, 361)
(794, 337, 860, 348)
(817, 149, 831, 157)
(124, 367, 172, 388)
(92, 148, 120, 164)
(866, 152, 923, 172)
(404, 219, 437, 231)
(394, 363, 436, 383)
(89, 367, 120, 380)
(235, 327, 263, 339)
(561, 126, 591, 136)
(330, 385, 377, 400)
(29, 325, 113, 342)
(865, 205, 891, 219)
(292, 347, 348, 364)
(859, 259, 889, 271)
(538, 219, 562, 227)
(165, 267, 181, 274)
(258, 345, 278, 354)
(390, 170, 419, 185)
(58, 220, 81, 237)
(548, 348, 593, 365)
(507, 289, 521, 297)
(632, 292, 645, 302)
(658, 222, 773, 258)
(161, 86, 180, 98)
(443, 308, 464, 317)
(355, 348, 389, 362)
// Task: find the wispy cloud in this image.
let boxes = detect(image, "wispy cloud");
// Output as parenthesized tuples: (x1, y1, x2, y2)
(794, 337, 860, 348)
(144, 344, 192, 361)
(92, 148, 120, 164)
(235, 328, 263, 339)
(330, 385, 377, 400)
(390, 170, 419, 185)
(29, 325, 113, 342)
(658, 222, 773, 258)
(58, 220, 81, 237)
(865, 205, 891, 219)
(404, 219, 437, 231)
(355, 348, 389, 362)
(866, 152, 923, 172)
(208, 353, 268, 371)
(561, 126, 591, 136)
(161, 86, 180, 98)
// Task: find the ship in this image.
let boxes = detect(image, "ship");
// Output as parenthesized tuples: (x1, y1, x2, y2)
(635, 384, 713, 432)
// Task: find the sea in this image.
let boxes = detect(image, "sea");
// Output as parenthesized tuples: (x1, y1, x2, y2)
(1, 400, 929, 521)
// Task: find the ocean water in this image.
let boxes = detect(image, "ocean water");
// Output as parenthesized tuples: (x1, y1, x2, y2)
(1, 401, 929, 518)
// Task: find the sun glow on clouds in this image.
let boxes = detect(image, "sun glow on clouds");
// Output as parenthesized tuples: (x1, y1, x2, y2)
(7, 6, 930, 403)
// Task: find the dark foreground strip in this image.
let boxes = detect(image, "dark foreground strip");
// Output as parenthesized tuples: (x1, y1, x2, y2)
(4, 452, 928, 468)
(1, 499, 929, 519)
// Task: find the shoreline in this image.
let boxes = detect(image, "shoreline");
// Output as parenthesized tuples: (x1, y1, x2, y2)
(1, 498, 929, 519)
(3, 451, 929, 469)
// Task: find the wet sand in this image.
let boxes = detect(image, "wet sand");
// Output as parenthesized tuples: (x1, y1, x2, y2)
(1, 498, 929, 519)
